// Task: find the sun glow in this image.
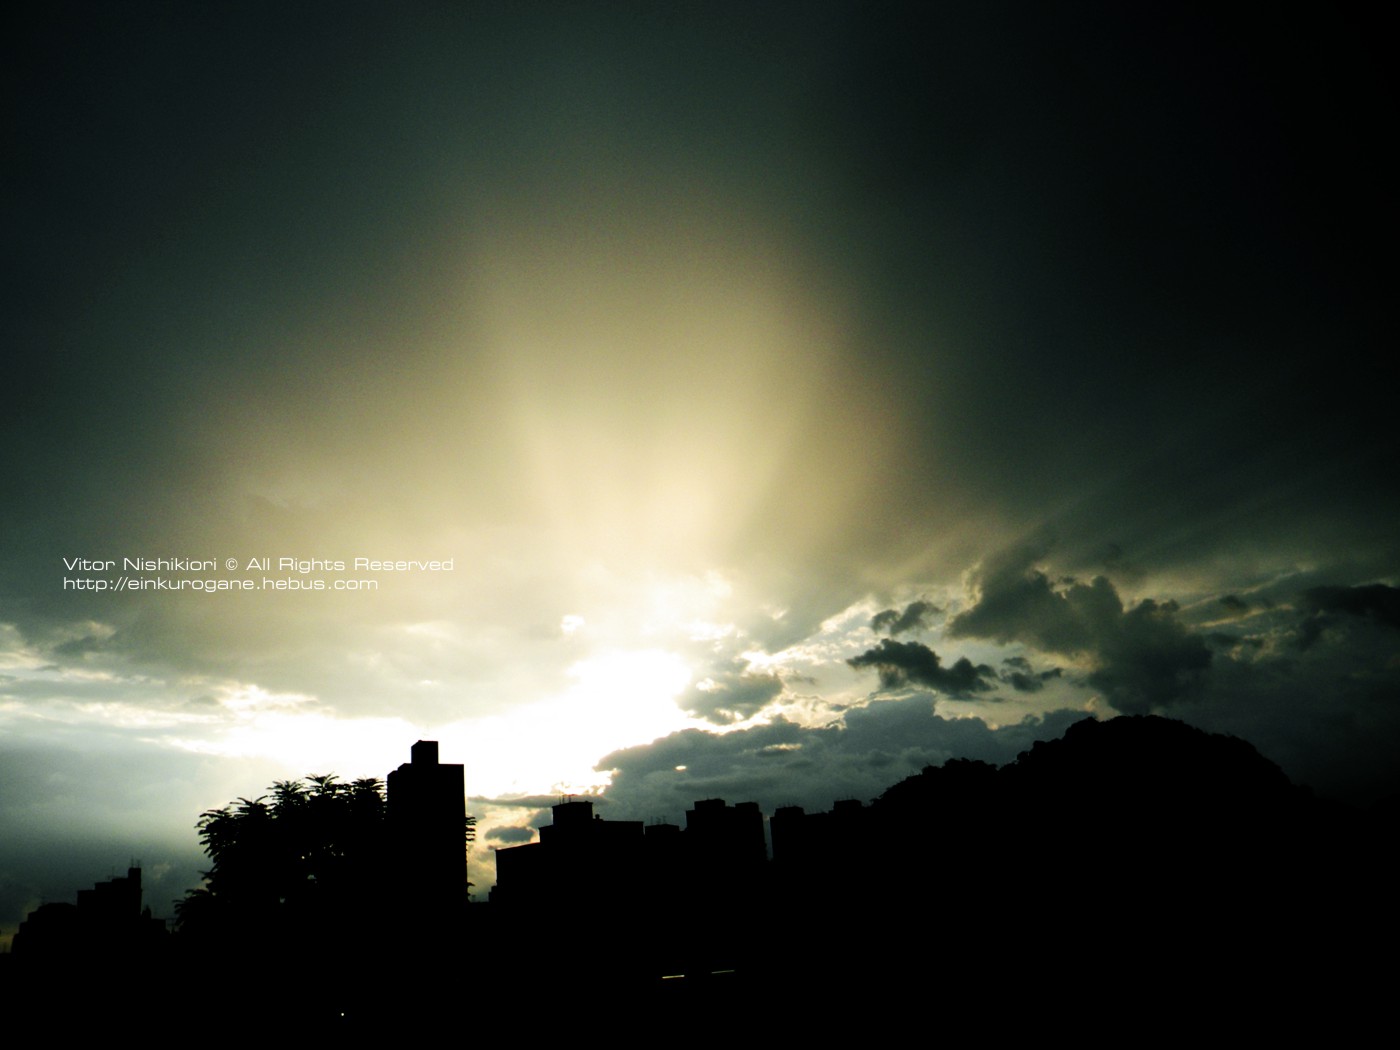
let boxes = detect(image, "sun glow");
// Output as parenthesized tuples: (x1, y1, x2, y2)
(451, 647, 696, 797)
(155, 681, 421, 771)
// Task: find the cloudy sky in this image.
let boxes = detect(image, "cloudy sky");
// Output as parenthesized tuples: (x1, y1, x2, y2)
(4, 2, 1395, 932)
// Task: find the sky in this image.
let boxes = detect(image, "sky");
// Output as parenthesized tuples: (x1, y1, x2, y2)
(4, 2, 1396, 935)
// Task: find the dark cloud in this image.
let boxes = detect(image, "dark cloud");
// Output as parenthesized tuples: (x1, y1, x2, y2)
(949, 549, 1210, 712)
(870, 600, 941, 636)
(1297, 584, 1400, 649)
(1188, 608, 1400, 803)
(50, 633, 111, 658)
(999, 656, 1062, 693)
(847, 639, 996, 698)
(1003, 670, 1045, 692)
(1205, 632, 1264, 656)
(484, 825, 535, 846)
(475, 796, 568, 812)
(1218, 595, 1249, 613)
(941, 550, 1400, 800)
(947, 540, 1094, 651)
(1306, 584, 1400, 628)
(680, 659, 786, 725)
(1086, 599, 1212, 714)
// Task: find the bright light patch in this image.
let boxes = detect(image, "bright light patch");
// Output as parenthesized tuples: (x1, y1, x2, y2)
(218, 684, 315, 713)
(640, 574, 735, 637)
(168, 710, 420, 773)
(401, 621, 457, 640)
(685, 620, 735, 642)
(449, 647, 696, 797)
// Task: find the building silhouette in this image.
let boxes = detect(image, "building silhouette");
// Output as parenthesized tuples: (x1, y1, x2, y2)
(387, 739, 468, 911)
(492, 795, 772, 907)
(11, 866, 165, 964)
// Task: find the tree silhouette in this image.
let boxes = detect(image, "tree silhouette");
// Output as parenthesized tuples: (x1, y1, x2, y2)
(177, 771, 476, 949)
(168, 767, 477, 1030)
(177, 775, 394, 945)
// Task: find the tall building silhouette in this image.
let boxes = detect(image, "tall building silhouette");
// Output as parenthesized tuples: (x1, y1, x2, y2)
(387, 740, 467, 910)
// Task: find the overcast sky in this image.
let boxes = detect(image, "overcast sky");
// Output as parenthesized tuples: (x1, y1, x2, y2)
(4, 2, 1395, 934)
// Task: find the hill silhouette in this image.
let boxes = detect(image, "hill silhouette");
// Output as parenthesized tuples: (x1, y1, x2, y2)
(744, 716, 1387, 1039)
